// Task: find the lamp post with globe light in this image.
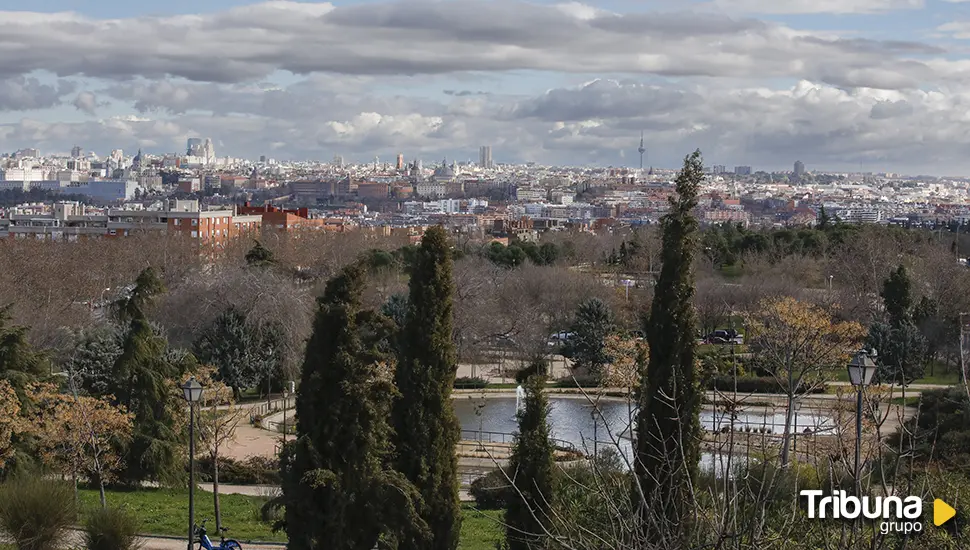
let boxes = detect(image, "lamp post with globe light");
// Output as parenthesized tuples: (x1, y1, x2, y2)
(847, 349, 877, 498)
(181, 377, 204, 550)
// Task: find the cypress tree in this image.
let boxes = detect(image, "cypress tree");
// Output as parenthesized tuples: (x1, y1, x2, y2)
(393, 226, 462, 550)
(635, 150, 703, 542)
(504, 374, 554, 550)
(110, 268, 188, 485)
(279, 264, 425, 550)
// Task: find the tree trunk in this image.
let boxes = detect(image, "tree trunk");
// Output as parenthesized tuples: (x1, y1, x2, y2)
(214, 449, 222, 531)
(779, 361, 795, 467)
(98, 473, 107, 509)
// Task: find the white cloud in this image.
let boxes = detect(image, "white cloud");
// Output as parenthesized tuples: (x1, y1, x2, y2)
(711, 0, 923, 14)
(0, 1, 946, 90)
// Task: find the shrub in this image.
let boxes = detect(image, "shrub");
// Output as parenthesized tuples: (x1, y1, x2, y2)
(0, 476, 76, 550)
(706, 375, 828, 394)
(552, 376, 601, 389)
(454, 376, 489, 389)
(196, 456, 281, 485)
(469, 468, 512, 509)
(83, 506, 142, 550)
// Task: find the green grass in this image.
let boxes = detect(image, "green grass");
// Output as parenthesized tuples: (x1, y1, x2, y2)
(79, 487, 284, 542)
(80, 490, 503, 548)
(889, 396, 921, 406)
(828, 367, 961, 386)
(459, 504, 504, 550)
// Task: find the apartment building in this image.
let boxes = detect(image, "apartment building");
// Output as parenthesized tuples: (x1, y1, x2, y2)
(0, 199, 261, 245)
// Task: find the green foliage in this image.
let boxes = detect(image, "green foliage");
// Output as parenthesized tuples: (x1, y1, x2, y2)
(552, 450, 632, 543)
(381, 293, 409, 329)
(0, 476, 76, 550)
(881, 265, 913, 323)
(867, 320, 928, 384)
(636, 150, 703, 542)
(278, 264, 425, 550)
(68, 325, 125, 397)
(469, 469, 511, 510)
(245, 240, 275, 267)
(196, 456, 280, 485)
(109, 268, 189, 485)
(562, 298, 616, 380)
(485, 240, 560, 268)
(194, 308, 284, 396)
(83, 506, 142, 550)
(453, 376, 489, 389)
(504, 375, 554, 550)
(393, 226, 462, 550)
(0, 304, 48, 384)
(868, 265, 929, 384)
(891, 388, 970, 472)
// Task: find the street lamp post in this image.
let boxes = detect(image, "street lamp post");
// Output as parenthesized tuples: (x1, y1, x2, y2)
(590, 408, 598, 459)
(282, 380, 295, 443)
(181, 377, 204, 550)
(847, 349, 877, 499)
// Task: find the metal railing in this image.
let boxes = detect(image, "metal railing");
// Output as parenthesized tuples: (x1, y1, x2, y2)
(460, 429, 579, 454)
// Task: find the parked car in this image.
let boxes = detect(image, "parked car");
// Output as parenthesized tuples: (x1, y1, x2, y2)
(547, 331, 574, 347)
(705, 329, 743, 345)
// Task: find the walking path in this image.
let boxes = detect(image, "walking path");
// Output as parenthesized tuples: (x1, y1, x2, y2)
(2, 529, 289, 550)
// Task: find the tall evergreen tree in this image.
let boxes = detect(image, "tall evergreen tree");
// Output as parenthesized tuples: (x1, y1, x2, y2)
(193, 307, 282, 398)
(635, 150, 703, 542)
(504, 375, 554, 550)
(563, 298, 616, 381)
(881, 265, 913, 324)
(393, 226, 462, 550)
(868, 265, 928, 384)
(0, 304, 48, 386)
(109, 268, 189, 485)
(278, 264, 425, 550)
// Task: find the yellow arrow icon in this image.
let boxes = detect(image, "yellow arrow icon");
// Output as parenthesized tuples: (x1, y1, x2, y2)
(934, 499, 956, 526)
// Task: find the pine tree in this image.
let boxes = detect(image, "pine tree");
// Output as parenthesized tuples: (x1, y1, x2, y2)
(562, 298, 616, 381)
(635, 150, 703, 542)
(0, 304, 48, 386)
(67, 324, 124, 397)
(245, 240, 276, 267)
(504, 375, 554, 550)
(393, 226, 462, 550)
(868, 265, 928, 384)
(278, 264, 425, 550)
(109, 268, 189, 485)
(194, 307, 281, 398)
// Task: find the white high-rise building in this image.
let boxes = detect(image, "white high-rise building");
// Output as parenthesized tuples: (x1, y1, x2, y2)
(479, 145, 492, 169)
(203, 138, 216, 161)
(186, 138, 203, 156)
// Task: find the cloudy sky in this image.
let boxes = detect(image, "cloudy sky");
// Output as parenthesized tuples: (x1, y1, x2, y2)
(3, 0, 970, 173)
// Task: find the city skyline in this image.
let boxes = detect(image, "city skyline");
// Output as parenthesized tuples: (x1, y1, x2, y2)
(1, 1, 970, 173)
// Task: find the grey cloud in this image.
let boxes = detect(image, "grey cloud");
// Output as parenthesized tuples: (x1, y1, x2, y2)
(443, 90, 490, 96)
(16, 76, 970, 175)
(72, 91, 105, 114)
(504, 80, 698, 122)
(869, 99, 914, 119)
(0, 1, 952, 90)
(0, 77, 74, 111)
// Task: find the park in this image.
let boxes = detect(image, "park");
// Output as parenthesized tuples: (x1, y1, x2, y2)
(0, 152, 968, 549)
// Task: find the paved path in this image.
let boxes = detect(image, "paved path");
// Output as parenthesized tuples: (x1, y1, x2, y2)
(2, 530, 287, 550)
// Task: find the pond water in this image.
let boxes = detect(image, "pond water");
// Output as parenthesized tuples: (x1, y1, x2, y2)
(453, 396, 835, 474)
